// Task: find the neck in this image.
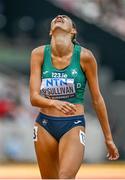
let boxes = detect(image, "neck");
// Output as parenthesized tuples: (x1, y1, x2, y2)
(51, 31, 73, 57)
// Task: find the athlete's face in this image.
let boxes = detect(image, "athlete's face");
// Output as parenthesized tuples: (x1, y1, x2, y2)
(50, 15, 77, 37)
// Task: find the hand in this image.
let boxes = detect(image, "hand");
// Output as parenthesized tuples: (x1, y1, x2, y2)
(51, 100, 77, 115)
(105, 140, 119, 160)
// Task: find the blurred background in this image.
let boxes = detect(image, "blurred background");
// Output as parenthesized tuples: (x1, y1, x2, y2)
(0, 0, 125, 178)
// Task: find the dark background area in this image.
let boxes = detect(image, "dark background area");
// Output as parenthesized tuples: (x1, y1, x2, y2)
(1, 0, 125, 80)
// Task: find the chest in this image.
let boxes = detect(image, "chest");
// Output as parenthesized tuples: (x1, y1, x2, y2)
(51, 54, 72, 70)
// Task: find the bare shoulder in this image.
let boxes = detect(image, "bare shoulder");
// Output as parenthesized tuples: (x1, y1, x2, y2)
(80, 47, 96, 63)
(80, 47, 97, 71)
(31, 45, 45, 64)
(31, 45, 45, 56)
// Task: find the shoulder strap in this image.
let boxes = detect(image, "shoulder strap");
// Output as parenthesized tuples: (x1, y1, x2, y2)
(76, 45, 81, 59)
(72, 45, 81, 66)
(42, 44, 51, 67)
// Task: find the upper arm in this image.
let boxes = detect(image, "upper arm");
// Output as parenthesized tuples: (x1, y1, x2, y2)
(80, 48, 101, 102)
(29, 46, 45, 99)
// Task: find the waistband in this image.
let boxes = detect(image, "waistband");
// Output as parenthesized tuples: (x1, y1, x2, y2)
(37, 112, 85, 121)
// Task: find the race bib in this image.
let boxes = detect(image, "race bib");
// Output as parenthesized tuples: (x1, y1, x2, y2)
(40, 78, 76, 99)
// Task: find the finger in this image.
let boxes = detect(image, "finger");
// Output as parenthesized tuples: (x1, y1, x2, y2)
(62, 104, 76, 114)
(112, 152, 119, 160)
(57, 104, 68, 113)
(63, 102, 77, 111)
(57, 105, 63, 111)
(67, 103, 77, 112)
(61, 108, 69, 114)
(112, 157, 118, 160)
(63, 103, 74, 112)
(108, 152, 113, 160)
(61, 106, 75, 114)
(117, 153, 119, 159)
(108, 156, 113, 160)
(108, 154, 112, 159)
(61, 106, 70, 114)
(106, 153, 109, 157)
(108, 152, 119, 160)
(111, 155, 119, 160)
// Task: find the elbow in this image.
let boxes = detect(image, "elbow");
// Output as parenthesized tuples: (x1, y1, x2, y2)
(30, 95, 38, 107)
(92, 95, 104, 106)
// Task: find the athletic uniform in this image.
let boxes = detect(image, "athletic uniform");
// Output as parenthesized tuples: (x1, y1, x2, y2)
(35, 44, 87, 142)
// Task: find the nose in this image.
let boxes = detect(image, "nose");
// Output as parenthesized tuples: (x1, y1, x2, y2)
(55, 15, 64, 23)
(56, 15, 63, 19)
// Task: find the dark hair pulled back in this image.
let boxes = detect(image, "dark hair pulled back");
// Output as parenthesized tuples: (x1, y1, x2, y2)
(72, 21, 80, 45)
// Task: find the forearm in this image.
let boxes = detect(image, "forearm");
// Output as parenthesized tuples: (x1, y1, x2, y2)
(93, 95, 113, 142)
(30, 93, 53, 108)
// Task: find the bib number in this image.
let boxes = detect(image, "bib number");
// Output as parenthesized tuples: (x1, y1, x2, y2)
(33, 126, 38, 142)
(79, 130, 86, 146)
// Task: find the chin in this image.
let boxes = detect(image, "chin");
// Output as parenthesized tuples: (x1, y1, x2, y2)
(52, 25, 66, 32)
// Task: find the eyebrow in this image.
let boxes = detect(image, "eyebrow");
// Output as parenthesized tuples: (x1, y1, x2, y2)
(61, 15, 68, 18)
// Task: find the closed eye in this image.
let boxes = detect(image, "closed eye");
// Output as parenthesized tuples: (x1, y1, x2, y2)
(62, 15, 69, 20)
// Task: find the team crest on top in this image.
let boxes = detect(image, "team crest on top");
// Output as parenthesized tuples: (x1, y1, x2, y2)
(71, 69, 78, 77)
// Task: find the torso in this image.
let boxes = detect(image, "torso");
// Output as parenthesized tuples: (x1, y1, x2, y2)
(40, 104, 84, 117)
(40, 44, 86, 117)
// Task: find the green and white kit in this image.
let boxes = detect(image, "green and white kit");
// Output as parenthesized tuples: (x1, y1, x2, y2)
(40, 44, 87, 104)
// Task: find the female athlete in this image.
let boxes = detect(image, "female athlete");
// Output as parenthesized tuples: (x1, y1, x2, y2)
(30, 15, 119, 179)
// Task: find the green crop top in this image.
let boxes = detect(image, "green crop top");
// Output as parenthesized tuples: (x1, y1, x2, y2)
(40, 44, 87, 104)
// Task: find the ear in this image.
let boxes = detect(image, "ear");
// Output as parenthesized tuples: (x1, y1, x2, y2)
(71, 28, 77, 36)
(49, 30, 52, 36)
